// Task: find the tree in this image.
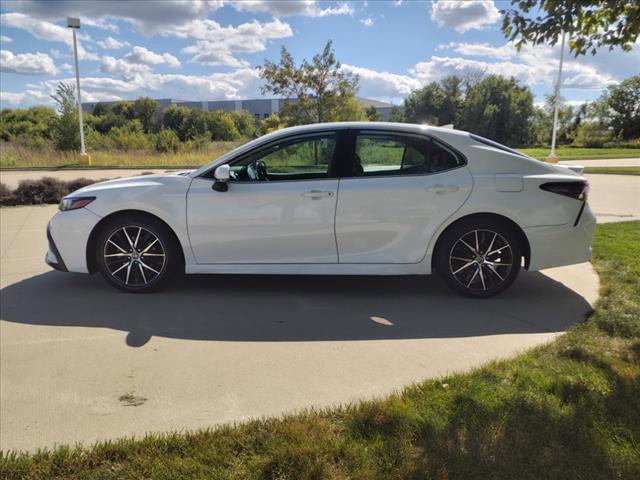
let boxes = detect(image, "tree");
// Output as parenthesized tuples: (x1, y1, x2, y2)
(91, 102, 110, 116)
(162, 105, 189, 140)
(601, 75, 640, 139)
(458, 75, 534, 146)
(132, 97, 159, 133)
(402, 76, 464, 126)
(51, 82, 80, 151)
(501, 1, 640, 55)
(207, 110, 240, 141)
(259, 40, 360, 125)
(365, 105, 382, 122)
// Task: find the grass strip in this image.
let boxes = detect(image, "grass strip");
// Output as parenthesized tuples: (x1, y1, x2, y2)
(1, 222, 639, 480)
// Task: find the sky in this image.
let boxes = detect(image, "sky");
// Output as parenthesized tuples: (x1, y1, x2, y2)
(1, 0, 638, 110)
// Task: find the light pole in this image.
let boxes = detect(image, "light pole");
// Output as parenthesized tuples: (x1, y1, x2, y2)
(67, 17, 90, 164)
(546, 31, 566, 163)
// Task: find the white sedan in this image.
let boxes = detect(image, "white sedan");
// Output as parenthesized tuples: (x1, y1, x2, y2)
(46, 122, 595, 297)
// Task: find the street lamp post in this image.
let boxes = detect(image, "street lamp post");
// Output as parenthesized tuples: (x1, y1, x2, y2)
(67, 17, 90, 164)
(546, 31, 566, 163)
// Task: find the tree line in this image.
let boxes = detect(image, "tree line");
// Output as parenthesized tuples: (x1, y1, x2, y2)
(1, 40, 638, 153)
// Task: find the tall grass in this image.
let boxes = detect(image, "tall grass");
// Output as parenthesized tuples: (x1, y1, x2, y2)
(0, 141, 242, 168)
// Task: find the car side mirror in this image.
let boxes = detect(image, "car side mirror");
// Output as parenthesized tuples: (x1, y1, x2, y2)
(212, 165, 230, 192)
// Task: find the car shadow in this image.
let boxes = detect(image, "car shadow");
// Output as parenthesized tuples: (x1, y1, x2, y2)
(0, 270, 592, 347)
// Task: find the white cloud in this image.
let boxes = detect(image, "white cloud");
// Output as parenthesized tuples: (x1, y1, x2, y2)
(430, 1, 500, 33)
(59, 63, 73, 72)
(97, 36, 130, 50)
(436, 42, 514, 59)
(230, 1, 354, 17)
(124, 46, 180, 68)
(341, 64, 421, 98)
(175, 18, 293, 67)
(360, 17, 374, 27)
(99, 46, 181, 81)
(1, 13, 98, 60)
(0, 35, 12, 43)
(0, 49, 58, 75)
(2, 68, 264, 107)
(2, 0, 224, 35)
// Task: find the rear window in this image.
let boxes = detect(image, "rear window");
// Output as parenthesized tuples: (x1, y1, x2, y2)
(469, 134, 529, 159)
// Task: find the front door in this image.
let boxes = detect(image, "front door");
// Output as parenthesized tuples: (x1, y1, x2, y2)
(187, 132, 340, 264)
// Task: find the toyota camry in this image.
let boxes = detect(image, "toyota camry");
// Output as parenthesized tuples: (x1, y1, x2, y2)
(46, 122, 595, 297)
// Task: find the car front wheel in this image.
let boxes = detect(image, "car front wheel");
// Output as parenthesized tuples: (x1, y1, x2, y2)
(95, 215, 179, 293)
(435, 220, 521, 298)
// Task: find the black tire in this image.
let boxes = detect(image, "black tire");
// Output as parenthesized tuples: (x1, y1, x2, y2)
(95, 215, 180, 293)
(435, 218, 521, 298)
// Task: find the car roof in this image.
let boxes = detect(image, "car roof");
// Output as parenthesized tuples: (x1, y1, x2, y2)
(266, 121, 470, 138)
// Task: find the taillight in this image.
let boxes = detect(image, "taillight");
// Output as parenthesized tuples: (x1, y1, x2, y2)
(540, 181, 589, 201)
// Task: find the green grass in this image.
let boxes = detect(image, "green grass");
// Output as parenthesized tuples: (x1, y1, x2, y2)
(1, 222, 640, 479)
(584, 166, 640, 175)
(519, 147, 640, 160)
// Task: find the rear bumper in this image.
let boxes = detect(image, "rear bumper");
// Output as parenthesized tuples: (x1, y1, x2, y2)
(525, 203, 597, 271)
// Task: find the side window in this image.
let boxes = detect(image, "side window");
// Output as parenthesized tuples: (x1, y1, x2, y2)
(354, 134, 429, 176)
(230, 134, 336, 181)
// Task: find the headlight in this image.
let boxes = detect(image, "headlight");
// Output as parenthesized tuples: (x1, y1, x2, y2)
(59, 196, 96, 211)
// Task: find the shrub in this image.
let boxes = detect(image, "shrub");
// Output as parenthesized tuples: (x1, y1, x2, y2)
(1, 177, 101, 206)
(0, 182, 12, 205)
(108, 120, 151, 150)
(573, 123, 612, 148)
(154, 129, 180, 153)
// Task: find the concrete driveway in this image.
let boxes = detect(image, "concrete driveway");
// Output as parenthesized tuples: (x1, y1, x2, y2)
(0, 204, 601, 452)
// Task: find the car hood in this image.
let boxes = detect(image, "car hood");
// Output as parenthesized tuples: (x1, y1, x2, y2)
(70, 171, 194, 196)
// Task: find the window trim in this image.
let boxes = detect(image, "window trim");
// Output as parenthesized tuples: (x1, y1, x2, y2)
(342, 129, 467, 180)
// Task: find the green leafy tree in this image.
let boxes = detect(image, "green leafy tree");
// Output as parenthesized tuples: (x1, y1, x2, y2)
(402, 76, 464, 126)
(601, 75, 640, 139)
(162, 105, 189, 140)
(132, 97, 160, 133)
(259, 40, 360, 125)
(183, 109, 210, 141)
(111, 101, 135, 120)
(365, 105, 382, 122)
(207, 110, 240, 141)
(51, 82, 80, 151)
(231, 110, 259, 138)
(458, 75, 534, 146)
(154, 129, 180, 153)
(501, 1, 640, 55)
(91, 102, 110, 116)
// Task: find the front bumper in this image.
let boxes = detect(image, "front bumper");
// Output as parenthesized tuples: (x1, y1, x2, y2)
(46, 207, 102, 273)
(45, 223, 67, 271)
(524, 203, 597, 271)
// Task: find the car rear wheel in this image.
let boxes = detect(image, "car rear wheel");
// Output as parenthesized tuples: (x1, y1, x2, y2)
(435, 220, 521, 298)
(95, 215, 179, 293)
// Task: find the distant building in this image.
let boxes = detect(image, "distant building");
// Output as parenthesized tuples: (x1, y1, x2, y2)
(82, 96, 398, 121)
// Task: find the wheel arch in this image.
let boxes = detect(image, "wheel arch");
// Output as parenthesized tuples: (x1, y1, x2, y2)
(86, 209, 186, 274)
(431, 212, 531, 272)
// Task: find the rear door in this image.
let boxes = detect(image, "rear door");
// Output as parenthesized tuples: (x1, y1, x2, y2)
(335, 130, 472, 263)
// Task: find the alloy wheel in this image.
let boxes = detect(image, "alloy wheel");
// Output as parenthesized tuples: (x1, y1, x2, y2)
(103, 226, 166, 287)
(448, 229, 514, 292)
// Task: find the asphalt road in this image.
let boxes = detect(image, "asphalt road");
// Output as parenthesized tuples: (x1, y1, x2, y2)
(2, 173, 636, 452)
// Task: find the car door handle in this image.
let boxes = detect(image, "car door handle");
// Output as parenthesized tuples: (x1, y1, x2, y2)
(426, 184, 460, 194)
(301, 190, 334, 199)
